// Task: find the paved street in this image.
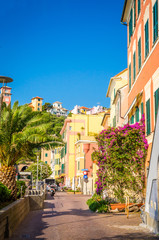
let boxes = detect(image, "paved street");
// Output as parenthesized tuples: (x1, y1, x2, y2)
(10, 192, 159, 240)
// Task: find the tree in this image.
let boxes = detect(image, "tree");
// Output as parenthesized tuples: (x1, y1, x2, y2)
(42, 102, 52, 111)
(93, 115, 148, 202)
(26, 161, 52, 180)
(0, 101, 63, 199)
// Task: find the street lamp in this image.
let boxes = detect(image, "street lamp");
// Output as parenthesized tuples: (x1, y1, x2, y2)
(36, 155, 39, 190)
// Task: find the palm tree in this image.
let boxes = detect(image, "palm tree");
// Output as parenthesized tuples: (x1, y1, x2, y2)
(0, 101, 63, 199)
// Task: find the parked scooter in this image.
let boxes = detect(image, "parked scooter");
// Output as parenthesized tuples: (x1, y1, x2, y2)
(50, 188, 55, 197)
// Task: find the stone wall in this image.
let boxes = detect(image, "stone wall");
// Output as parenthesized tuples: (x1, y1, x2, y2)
(0, 197, 30, 239)
(29, 192, 46, 211)
(0, 192, 46, 240)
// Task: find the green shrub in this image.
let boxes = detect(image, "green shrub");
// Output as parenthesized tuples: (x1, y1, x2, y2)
(0, 182, 11, 202)
(86, 194, 110, 213)
(16, 181, 27, 198)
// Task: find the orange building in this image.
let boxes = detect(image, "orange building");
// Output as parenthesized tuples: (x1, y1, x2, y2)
(28, 96, 43, 111)
(121, 0, 159, 170)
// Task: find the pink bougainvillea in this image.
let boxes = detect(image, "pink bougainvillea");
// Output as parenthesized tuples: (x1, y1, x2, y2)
(92, 115, 148, 202)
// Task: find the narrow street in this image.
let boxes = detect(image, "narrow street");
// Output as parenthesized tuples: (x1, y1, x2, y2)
(10, 192, 159, 240)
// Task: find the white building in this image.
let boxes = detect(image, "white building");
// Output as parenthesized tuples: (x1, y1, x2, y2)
(71, 105, 105, 115)
(48, 101, 68, 117)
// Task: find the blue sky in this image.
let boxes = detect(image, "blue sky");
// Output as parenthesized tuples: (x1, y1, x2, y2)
(0, 0, 127, 110)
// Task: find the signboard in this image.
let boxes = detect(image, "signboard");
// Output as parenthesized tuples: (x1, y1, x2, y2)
(83, 175, 88, 179)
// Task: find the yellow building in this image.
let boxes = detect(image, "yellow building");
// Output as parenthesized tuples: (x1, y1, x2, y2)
(28, 96, 43, 111)
(41, 147, 62, 180)
(106, 69, 128, 127)
(60, 112, 105, 188)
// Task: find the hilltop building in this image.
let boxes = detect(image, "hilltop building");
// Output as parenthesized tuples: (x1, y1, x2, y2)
(48, 101, 68, 117)
(1, 86, 12, 106)
(71, 105, 105, 115)
(28, 97, 43, 111)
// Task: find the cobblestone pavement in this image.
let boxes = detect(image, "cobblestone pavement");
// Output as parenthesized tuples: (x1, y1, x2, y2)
(10, 192, 159, 240)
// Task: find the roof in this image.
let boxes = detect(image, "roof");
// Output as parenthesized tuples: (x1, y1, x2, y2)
(101, 111, 110, 126)
(1, 86, 12, 89)
(121, 0, 132, 23)
(53, 101, 62, 104)
(106, 68, 128, 98)
(113, 84, 128, 104)
(31, 96, 43, 100)
(80, 106, 90, 110)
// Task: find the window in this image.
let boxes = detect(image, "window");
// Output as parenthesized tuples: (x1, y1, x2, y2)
(38, 108, 40, 111)
(45, 153, 48, 157)
(146, 99, 151, 135)
(145, 19, 149, 58)
(134, 0, 136, 27)
(130, 115, 134, 124)
(45, 161, 47, 164)
(138, 0, 141, 16)
(38, 103, 40, 106)
(133, 51, 136, 81)
(153, 0, 158, 43)
(69, 126, 72, 131)
(135, 107, 139, 122)
(129, 9, 133, 43)
(38, 99, 40, 101)
(129, 63, 131, 90)
(138, 37, 141, 70)
(154, 88, 159, 121)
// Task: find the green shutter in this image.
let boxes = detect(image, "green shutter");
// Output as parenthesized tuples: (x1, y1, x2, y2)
(141, 102, 144, 115)
(146, 99, 151, 135)
(153, 0, 158, 43)
(61, 164, 65, 173)
(138, 37, 141, 70)
(138, 0, 141, 15)
(135, 107, 139, 122)
(65, 143, 67, 154)
(129, 63, 131, 90)
(133, 51, 136, 81)
(134, 0, 136, 27)
(145, 20, 149, 58)
(130, 115, 134, 124)
(129, 9, 133, 43)
(154, 88, 159, 121)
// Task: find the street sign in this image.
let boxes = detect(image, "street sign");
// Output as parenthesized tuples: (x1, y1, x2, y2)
(83, 171, 88, 175)
(83, 175, 88, 179)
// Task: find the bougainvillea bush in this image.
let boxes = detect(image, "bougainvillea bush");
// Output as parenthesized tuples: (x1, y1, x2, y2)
(92, 115, 148, 203)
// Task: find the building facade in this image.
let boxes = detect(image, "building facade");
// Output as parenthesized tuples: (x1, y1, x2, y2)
(121, 0, 159, 174)
(29, 96, 43, 111)
(1, 86, 12, 106)
(106, 69, 128, 127)
(60, 112, 105, 191)
(48, 101, 68, 117)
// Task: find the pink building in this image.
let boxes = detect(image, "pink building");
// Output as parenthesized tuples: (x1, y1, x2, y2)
(1, 86, 12, 106)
